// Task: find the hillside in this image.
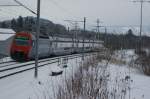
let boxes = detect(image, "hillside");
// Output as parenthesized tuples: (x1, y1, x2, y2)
(0, 16, 67, 37)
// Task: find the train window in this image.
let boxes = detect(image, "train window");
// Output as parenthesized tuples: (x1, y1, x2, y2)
(64, 47, 69, 50)
(15, 39, 29, 46)
(32, 40, 35, 46)
(15, 36, 29, 40)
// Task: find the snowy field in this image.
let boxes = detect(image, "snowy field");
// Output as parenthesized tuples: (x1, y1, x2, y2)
(0, 50, 150, 99)
(0, 56, 83, 99)
(107, 50, 150, 99)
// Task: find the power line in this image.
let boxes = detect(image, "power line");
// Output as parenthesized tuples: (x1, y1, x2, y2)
(0, 4, 20, 6)
(93, 19, 104, 40)
(14, 0, 37, 15)
(0, 0, 41, 78)
(64, 18, 86, 61)
(0, 0, 36, 17)
(0, 10, 20, 21)
(64, 20, 84, 30)
(0, 8, 21, 16)
(48, 0, 81, 20)
(0, 1, 21, 17)
(132, 0, 150, 51)
(96, 19, 104, 33)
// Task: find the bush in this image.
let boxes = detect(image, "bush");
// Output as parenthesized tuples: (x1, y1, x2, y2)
(56, 54, 109, 99)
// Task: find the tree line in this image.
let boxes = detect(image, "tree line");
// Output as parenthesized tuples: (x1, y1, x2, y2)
(0, 16, 150, 50)
(0, 16, 67, 36)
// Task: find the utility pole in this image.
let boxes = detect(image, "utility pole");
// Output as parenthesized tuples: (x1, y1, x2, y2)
(64, 18, 86, 60)
(132, 0, 150, 51)
(67, 27, 70, 32)
(13, 0, 39, 78)
(74, 21, 78, 41)
(82, 17, 86, 60)
(35, 0, 41, 78)
(93, 19, 103, 40)
(97, 19, 100, 33)
(96, 19, 102, 40)
(104, 27, 107, 46)
(64, 20, 78, 49)
(64, 19, 84, 51)
(1, 0, 40, 78)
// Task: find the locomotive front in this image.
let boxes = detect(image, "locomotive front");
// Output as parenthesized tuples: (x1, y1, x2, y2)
(10, 32, 32, 61)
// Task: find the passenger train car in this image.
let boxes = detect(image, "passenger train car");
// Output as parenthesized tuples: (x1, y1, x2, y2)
(10, 32, 103, 61)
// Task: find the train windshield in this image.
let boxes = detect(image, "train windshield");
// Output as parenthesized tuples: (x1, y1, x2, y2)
(15, 36, 30, 46)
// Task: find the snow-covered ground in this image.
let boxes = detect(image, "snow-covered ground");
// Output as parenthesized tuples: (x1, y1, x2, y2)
(0, 28, 15, 41)
(0, 50, 150, 99)
(107, 50, 150, 99)
(0, 57, 82, 99)
(0, 57, 12, 63)
(107, 63, 150, 99)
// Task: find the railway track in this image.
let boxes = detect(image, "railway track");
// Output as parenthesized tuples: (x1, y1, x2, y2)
(0, 62, 18, 69)
(0, 51, 97, 69)
(0, 53, 95, 79)
(0, 53, 80, 69)
(0, 60, 15, 65)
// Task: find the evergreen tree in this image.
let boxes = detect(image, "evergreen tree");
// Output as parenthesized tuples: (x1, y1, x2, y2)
(11, 18, 17, 30)
(1, 22, 7, 28)
(17, 16, 23, 31)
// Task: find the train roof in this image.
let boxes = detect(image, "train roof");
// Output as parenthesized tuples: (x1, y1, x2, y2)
(0, 28, 15, 41)
(31, 32, 102, 41)
(16, 31, 104, 43)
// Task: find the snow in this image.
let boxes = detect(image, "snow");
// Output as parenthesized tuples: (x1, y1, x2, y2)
(0, 28, 15, 34)
(0, 57, 12, 63)
(107, 50, 150, 99)
(129, 69, 150, 99)
(0, 50, 150, 99)
(0, 56, 82, 99)
(107, 63, 150, 99)
(0, 28, 15, 41)
(0, 34, 14, 41)
(0, 28, 15, 56)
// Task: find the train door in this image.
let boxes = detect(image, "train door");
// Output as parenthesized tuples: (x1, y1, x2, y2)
(47, 36, 53, 55)
(71, 37, 74, 53)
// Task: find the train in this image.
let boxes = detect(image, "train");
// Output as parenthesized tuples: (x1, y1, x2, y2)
(9, 32, 103, 61)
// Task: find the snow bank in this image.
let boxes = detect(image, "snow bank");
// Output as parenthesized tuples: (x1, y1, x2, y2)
(0, 28, 15, 41)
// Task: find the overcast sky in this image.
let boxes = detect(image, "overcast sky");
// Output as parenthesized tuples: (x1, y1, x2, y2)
(0, 0, 150, 33)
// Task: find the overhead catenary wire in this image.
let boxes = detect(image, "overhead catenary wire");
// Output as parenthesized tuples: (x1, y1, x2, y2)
(0, 8, 22, 17)
(47, 0, 81, 20)
(0, 0, 40, 78)
(14, 0, 37, 15)
(0, 0, 37, 19)
(0, 11, 17, 21)
(0, 4, 20, 6)
(0, 1, 21, 19)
